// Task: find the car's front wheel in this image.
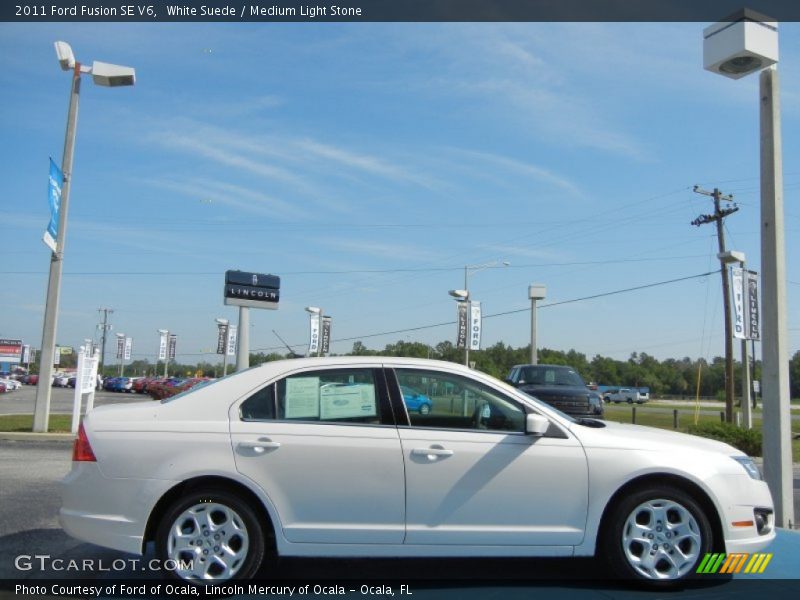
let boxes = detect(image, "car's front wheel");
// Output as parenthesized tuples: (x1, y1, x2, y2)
(419, 403, 431, 415)
(156, 488, 266, 582)
(603, 485, 713, 585)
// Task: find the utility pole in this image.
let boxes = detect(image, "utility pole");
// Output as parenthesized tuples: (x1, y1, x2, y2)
(691, 186, 738, 423)
(97, 307, 113, 375)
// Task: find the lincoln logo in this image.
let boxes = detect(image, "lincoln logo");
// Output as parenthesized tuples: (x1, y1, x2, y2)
(252, 274, 258, 286)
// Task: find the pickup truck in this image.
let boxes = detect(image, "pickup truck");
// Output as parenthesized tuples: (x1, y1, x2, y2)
(603, 388, 649, 404)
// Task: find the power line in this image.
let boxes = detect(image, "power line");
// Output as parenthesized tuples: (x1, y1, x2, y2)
(0, 254, 710, 277)
(249, 270, 718, 353)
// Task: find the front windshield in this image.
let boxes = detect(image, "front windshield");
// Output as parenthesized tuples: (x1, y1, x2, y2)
(511, 386, 577, 424)
(522, 365, 585, 387)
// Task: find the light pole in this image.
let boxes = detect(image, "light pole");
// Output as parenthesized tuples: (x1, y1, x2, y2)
(33, 42, 135, 433)
(451, 260, 509, 367)
(719, 251, 752, 429)
(215, 318, 229, 376)
(305, 307, 322, 357)
(528, 284, 547, 364)
(448, 289, 469, 366)
(704, 9, 794, 528)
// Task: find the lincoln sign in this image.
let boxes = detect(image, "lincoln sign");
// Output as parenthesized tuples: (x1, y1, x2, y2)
(224, 270, 280, 309)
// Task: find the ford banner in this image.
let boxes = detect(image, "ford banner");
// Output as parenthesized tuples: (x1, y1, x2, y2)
(44, 158, 64, 253)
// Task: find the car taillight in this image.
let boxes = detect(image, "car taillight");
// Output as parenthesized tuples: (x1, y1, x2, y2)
(72, 423, 97, 462)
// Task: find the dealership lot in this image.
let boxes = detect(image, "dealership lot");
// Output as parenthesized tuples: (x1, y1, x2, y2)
(0, 385, 147, 416)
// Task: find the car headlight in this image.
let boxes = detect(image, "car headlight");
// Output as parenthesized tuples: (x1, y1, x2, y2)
(732, 455, 762, 480)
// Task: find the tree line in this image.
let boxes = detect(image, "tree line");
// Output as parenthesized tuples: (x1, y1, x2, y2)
(38, 340, 800, 400)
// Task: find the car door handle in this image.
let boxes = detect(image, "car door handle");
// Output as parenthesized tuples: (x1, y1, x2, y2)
(238, 439, 281, 454)
(411, 446, 454, 459)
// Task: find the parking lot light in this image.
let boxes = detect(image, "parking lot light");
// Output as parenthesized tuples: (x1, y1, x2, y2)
(33, 42, 135, 433)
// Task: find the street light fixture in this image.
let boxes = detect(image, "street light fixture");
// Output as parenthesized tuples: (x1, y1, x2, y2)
(33, 42, 135, 433)
(703, 9, 793, 528)
(215, 318, 230, 376)
(451, 260, 510, 367)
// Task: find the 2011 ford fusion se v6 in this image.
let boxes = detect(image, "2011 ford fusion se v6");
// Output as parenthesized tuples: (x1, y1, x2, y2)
(60, 357, 774, 585)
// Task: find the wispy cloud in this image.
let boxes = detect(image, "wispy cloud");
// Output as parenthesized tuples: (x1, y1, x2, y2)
(142, 176, 308, 219)
(445, 148, 584, 197)
(291, 137, 441, 189)
(321, 238, 441, 263)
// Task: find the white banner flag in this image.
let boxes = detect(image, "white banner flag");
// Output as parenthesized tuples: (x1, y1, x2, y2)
(308, 316, 320, 355)
(469, 301, 482, 351)
(158, 332, 168, 361)
(731, 267, 746, 340)
(124, 337, 132, 361)
(226, 325, 237, 357)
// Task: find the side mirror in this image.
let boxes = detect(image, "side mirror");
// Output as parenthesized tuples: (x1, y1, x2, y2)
(525, 413, 549, 436)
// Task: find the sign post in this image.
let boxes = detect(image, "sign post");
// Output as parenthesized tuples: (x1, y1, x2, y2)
(224, 270, 280, 371)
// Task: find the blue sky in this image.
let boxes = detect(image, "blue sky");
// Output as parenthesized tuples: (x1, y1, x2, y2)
(1, 21, 798, 366)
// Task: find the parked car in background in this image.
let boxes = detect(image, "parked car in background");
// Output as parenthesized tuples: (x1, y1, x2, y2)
(505, 364, 598, 418)
(400, 385, 433, 414)
(0, 382, 6, 393)
(25, 374, 39, 385)
(604, 388, 649, 404)
(588, 391, 604, 417)
(0, 377, 21, 391)
(103, 377, 120, 391)
(53, 374, 70, 387)
(61, 357, 775, 586)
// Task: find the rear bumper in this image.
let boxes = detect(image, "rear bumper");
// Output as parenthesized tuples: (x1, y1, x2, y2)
(60, 462, 175, 555)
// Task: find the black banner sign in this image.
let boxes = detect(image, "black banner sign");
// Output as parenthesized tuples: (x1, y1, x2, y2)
(456, 302, 468, 349)
(321, 316, 332, 355)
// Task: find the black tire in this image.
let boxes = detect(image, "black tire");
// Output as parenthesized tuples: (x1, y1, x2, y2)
(155, 488, 266, 582)
(602, 485, 713, 586)
(419, 404, 431, 415)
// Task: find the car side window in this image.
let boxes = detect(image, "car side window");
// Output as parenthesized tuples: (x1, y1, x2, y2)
(395, 369, 525, 433)
(240, 384, 276, 421)
(276, 368, 382, 424)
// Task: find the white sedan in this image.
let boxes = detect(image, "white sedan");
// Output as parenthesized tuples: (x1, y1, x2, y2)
(60, 357, 774, 585)
(0, 377, 21, 391)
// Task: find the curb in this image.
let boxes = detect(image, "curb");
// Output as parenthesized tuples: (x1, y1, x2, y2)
(0, 431, 73, 442)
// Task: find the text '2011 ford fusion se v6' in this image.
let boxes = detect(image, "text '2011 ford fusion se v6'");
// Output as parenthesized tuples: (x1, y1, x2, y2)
(60, 357, 774, 586)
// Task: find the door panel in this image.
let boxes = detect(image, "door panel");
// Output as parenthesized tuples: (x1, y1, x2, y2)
(389, 366, 588, 547)
(232, 421, 405, 544)
(230, 367, 405, 544)
(399, 428, 588, 545)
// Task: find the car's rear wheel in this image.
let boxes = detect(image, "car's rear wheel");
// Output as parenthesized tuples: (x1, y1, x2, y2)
(419, 404, 431, 415)
(603, 485, 713, 585)
(156, 488, 265, 582)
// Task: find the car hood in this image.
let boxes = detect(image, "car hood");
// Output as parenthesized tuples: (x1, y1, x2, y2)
(571, 419, 739, 456)
(520, 384, 588, 398)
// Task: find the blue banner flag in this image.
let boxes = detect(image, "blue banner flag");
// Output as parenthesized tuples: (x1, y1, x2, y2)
(44, 158, 64, 252)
